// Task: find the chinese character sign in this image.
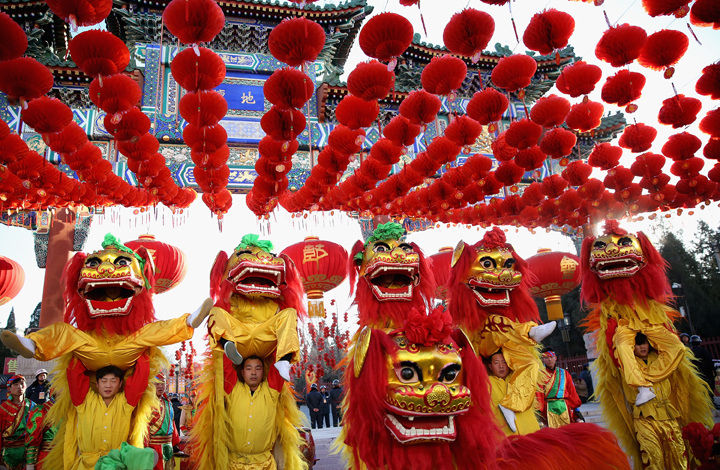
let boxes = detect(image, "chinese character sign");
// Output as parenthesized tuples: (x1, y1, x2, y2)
(215, 84, 265, 112)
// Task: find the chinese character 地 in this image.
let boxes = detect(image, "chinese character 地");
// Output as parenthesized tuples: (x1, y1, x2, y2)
(241, 91, 256, 104)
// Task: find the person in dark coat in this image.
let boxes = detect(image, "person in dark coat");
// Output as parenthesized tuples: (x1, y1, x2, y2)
(26, 369, 50, 404)
(305, 383, 324, 429)
(579, 364, 594, 401)
(329, 379, 343, 427)
(690, 335, 716, 400)
(319, 385, 331, 428)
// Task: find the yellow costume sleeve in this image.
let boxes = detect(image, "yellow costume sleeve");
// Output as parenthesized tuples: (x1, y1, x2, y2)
(473, 315, 540, 414)
(613, 324, 685, 388)
(27, 323, 93, 362)
(208, 306, 300, 362)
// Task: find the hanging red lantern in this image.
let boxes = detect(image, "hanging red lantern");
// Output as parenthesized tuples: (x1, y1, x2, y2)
(526, 249, 581, 320)
(658, 94, 702, 128)
(637, 29, 688, 78)
(347, 60, 395, 101)
(443, 9, 495, 63)
(0, 58, 54, 106)
(642, 0, 690, 17)
(280, 236, 348, 318)
(162, 0, 225, 46)
(530, 94, 571, 128)
(22, 97, 74, 135)
(170, 47, 226, 92)
(0, 12, 28, 62)
(0, 255, 24, 306)
(565, 100, 604, 132)
(358, 12, 413, 69)
(399, 90, 442, 125)
(540, 128, 576, 159)
(696, 63, 720, 100)
(69, 30, 130, 78)
(466, 88, 509, 125)
(504, 119, 542, 150)
(555, 60, 602, 98)
(522, 8, 575, 56)
(263, 68, 314, 111)
(595, 23, 647, 67)
(699, 109, 720, 139)
(124, 235, 188, 294)
(491, 54, 537, 93)
(690, 0, 720, 29)
(335, 96, 380, 131)
(268, 17, 326, 67)
(601, 69, 646, 107)
(421, 55, 467, 98)
(618, 123, 657, 153)
(46, 0, 112, 30)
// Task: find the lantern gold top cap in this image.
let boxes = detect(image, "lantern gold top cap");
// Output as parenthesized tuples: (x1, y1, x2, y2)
(537, 248, 552, 253)
(139, 234, 156, 240)
(438, 246, 453, 252)
(305, 236, 320, 241)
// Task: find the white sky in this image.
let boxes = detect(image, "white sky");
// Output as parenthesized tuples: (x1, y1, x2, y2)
(1, 0, 719, 345)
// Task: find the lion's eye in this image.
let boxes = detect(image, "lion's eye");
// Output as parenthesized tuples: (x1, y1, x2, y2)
(593, 241, 606, 249)
(439, 365, 461, 384)
(373, 242, 390, 253)
(618, 237, 633, 246)
(480, 257, 495, 269)
(115, 257, 132, 267)
(396, 362, 421, 383)
(236, 249, 252, 256)
(85, 258, 100, 268)
(504, 259, 516, 269)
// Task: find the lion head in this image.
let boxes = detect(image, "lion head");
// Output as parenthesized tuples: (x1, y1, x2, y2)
(446, 227, 539, 332)
(348, 222, 436, 329)
(580, 220, 671, 306)
(342, 306, 501, 470)
(209, 234, 305, 314)
(62, 233, 156, 335)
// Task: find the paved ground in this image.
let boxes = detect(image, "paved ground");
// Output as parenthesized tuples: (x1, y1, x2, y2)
(302, 401, 720, 469)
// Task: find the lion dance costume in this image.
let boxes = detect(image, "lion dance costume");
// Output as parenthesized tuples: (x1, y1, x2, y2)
(190, 234, 306, 470)
(338, 223, 630, 470)
(446, 227, 553, 434)
(581, 219, 714, 469)
(0, 234, 208, 470)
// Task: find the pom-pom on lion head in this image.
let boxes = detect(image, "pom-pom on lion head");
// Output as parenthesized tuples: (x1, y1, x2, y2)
(342, 305, 501, 470)
(347, 222, 436, 329)
(580, 219, 670, 306)
(62, 233, 157, 335)
(209, 234, 306, 315)
(447, 228, 539, 332)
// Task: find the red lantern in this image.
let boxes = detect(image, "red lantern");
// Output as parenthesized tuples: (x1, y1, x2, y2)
(0, 256, 24, 306)
(281, 237, 348, 317)
(429, 247, 453, 300)
(526, 249, 581, 320)
(125, 235, 188, 294)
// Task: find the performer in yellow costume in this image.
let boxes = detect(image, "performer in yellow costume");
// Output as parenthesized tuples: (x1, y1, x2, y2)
(73, 366, 139, 470)
(0, 234, 210, 470)
(487, 351, 540, 435)
(623, 333, 686, 470)
(447, 227, 554, 433)
(190, 234, 306, 470)
(581, 220, 713, 469)
(205, 234, 305, 380)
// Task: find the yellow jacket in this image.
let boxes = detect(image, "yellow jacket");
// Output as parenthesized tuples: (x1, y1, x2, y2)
(72, 390, 135, 470)
(227, 382, 280, 466)
(622, 352, 681, 422)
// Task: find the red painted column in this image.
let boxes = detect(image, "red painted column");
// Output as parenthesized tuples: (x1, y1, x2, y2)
(39, 208, 76, 327)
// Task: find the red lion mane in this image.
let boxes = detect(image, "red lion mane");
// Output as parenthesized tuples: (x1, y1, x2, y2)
(447, 241, 540, 333)
(62, 249, 157, 336)
(347, 241, 437, 328)
(342, 328, 501, 470)
(208, 250, 307, 317)
(580, 231, 671, 307)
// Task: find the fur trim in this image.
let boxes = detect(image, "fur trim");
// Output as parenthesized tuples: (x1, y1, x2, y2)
(580, 232, 672, 307)
(339, 328, 502, 470)
(447, 240, 540, 333)
(350, 242, 437, 328)
(497, 422, 631, 469)
(62, 252, 157, 336)
(275, 385, 309, 470)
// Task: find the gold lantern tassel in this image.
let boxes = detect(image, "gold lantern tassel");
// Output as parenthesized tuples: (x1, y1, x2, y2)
(544, 295, 564, 321)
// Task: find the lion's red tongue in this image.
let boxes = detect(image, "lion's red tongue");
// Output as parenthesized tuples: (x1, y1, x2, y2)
(89, 299, 129, 310)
